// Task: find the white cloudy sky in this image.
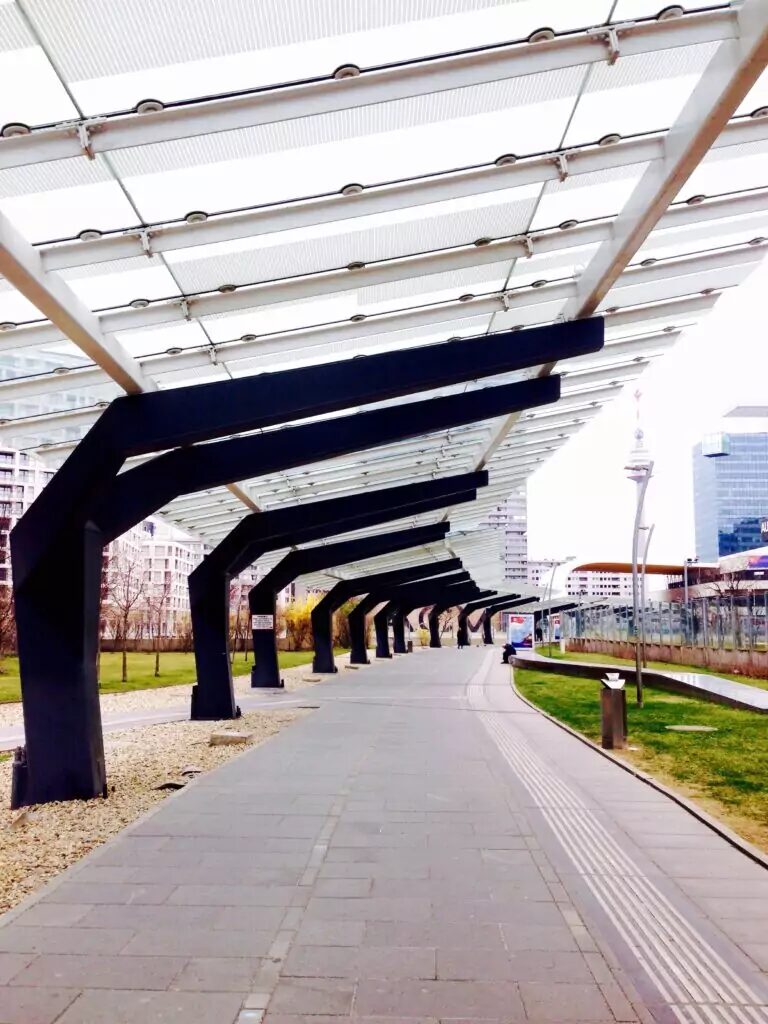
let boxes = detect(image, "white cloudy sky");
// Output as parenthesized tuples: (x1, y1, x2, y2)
(527, 255, 768, 567)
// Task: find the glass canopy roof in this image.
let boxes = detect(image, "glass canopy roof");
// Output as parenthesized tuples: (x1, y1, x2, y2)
(0, 0, 766, 591)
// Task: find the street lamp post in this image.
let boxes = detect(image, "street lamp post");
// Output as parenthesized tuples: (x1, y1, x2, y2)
(627, 461, 653, 706)
(626, 391, 653, 707)
(640, 523, 655, 667)
(545, 557, 574, 657)
(683, 556, 698, 645)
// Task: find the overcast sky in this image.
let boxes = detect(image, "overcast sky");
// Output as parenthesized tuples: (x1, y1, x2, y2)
(527, 254, 768, 567)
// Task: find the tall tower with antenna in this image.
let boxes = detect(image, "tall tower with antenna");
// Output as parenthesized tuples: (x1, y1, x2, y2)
(626, 388, 653, 570)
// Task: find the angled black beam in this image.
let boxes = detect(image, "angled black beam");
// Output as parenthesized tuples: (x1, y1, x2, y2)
(190, 475, 483, 719)
(382, 585, 489, 655)
(423, 584, 485, 651)
(427, 589, 491, 649)
(347, 572, 472, 664)
(457, 592, 515, 646)
(428, 605, 443, 649)
(433, 589, 496, 649)
(15, 317, 604, 581)
(378, 577, 481, 655)
(481, 596, 539, 644)
(250, 524, 449, 688)
(11, 317, 601, 807)
(96, 376, 560, 539)
(10, 378, 554, 808)
(311, 558, 461, 674)
(389, 604, 409, 655)
(373, 604, 395, 660)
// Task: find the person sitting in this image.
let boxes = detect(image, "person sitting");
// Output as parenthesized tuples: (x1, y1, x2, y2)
(501, 641, 517, 664)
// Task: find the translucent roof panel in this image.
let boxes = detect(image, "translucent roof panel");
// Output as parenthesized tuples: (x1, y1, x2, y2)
(18, 0, 612, 113)
(0, 0, 765, 574)
(563, 43, 721, 146)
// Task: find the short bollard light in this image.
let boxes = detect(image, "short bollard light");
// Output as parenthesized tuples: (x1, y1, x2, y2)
(600, 673, 627, 750)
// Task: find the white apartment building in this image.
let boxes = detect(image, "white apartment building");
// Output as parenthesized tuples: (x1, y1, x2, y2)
(0, 448, 55, 585)
(138, 520, 210, 635)
(566, 570, 634, 600)
(482, 489, 528, 581)
(0, 441, 316, 628)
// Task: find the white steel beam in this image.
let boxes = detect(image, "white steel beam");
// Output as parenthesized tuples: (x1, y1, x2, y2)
(0, 210, 151, 394)
(36, 119, 768, 272)
(0, 231, 758, 362)
(0, 289, 714, 405)
(464, 0, 768, 487)
(565, 0, 768, 320)
(0, 404, 107, 442)
(557, 329, 679, 370)
(0, 9, 737, 171)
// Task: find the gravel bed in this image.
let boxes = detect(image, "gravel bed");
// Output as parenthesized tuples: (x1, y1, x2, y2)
(0, 654, 350, 728)
(0, 707, 307, 915)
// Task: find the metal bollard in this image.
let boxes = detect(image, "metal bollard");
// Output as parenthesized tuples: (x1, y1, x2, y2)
(600, 674, 627, 750)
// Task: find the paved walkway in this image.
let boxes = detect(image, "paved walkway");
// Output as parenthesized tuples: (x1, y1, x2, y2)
(0, 648, 767, 1024)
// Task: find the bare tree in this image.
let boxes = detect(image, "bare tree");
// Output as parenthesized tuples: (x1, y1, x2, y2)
(228, 581, 245, 664)
(145, 571, 173, 677)
(708, 570, 750, 598)
(0, 586, 16, 660)
(106, 548, 146, 683)
(707, 571, 750, 649)
(177, 613, 194, 653)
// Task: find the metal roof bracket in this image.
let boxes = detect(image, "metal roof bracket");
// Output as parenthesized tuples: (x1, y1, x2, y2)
(593, 27, 621, 65)
(556, 152, 569, 182)
(180, 298, 191, 320)
(77, 123, 94, 160)
(138, 229, 153, 258)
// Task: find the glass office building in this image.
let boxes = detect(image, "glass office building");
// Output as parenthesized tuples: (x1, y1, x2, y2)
(693, 411, 768, 561)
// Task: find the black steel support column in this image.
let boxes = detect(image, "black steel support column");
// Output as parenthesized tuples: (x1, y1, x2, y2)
(390, 606, 408, 653)
(347, 571, 473, 663)
(311, 559, 461, 674)
(430, 589, 495, 649)
(482, 611, 495, 645)
(428, 605, 443, 648)
(12, 523, 106, 805)
(189, 475, 482, 719)
(411, 584, 484, 651)
(482, 596, 540, 644)
(457, 593, 514, 646)
(348, 595, 381, 665)
(12, 316, 600, 805)
(250, 525, 449, 688)
(373, 605, 392, 659)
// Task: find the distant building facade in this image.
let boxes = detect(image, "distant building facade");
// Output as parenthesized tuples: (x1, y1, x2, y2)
(482, 489, 528, 581)
(0, 448, 54, 585)
(693, 407, 768, 561)
(565, 570, 634, 600)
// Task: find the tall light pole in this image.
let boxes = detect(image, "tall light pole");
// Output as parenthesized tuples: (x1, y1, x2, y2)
(683, 556, 698, 645)
(545, 556, 574, 656)
(626, 390, 653, 706)
(640, 523, 655, 667)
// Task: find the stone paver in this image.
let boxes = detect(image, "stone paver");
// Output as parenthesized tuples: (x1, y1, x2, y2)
(0, 647, 767, 1023)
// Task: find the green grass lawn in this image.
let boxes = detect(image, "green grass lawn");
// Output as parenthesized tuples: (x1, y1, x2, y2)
(0, 649, 349, 704)
(542, 646, 768, 690)
(514, 665, 768, 853)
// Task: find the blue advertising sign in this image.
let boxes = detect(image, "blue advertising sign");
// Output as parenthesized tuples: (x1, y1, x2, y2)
(507, 613, 534, 649)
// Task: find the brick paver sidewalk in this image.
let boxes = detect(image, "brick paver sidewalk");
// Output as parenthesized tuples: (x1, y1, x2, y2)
(0, 647, 766, 1023)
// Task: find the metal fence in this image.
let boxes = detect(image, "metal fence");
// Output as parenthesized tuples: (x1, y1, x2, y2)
(563, 594, 768, 651)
